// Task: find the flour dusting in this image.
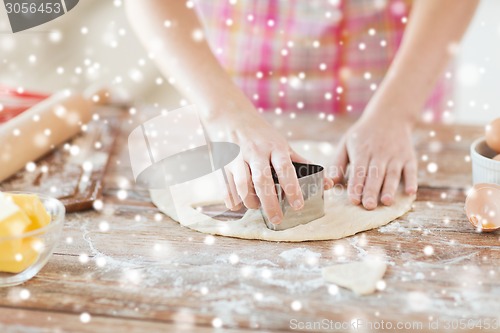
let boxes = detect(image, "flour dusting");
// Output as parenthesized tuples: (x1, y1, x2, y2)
(378, 221, 410, 234)
(278, 248, 321, 262)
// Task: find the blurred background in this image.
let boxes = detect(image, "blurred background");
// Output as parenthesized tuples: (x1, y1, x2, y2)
(0, 0, 497, 125)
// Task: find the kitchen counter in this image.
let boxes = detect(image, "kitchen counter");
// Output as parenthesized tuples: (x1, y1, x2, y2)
(1, 107, 498, 333)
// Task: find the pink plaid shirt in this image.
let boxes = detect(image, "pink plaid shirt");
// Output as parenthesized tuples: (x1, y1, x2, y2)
(194, 0, 450, 120)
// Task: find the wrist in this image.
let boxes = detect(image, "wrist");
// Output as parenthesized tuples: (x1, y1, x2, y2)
(363, 83, 423, 126)
(363, 103, 419, 129)
(366, 64, 437, 122)
(197, 90, 258, 125)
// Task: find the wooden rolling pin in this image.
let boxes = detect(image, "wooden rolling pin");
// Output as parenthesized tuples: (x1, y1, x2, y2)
(0, 90, 92, 183)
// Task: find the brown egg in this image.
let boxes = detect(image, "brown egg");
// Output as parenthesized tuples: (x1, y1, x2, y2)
(494, 154, 500, 162)
(486, 118, 500, 153)
(465, 183, 500, 232)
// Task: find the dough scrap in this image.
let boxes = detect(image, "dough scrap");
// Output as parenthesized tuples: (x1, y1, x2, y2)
(322, 261, 388, 295)
(150, 141, 415, 242)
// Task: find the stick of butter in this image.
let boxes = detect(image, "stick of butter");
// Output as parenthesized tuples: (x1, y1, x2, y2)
(7, 193, 51, 232)
(0, 192, 50, 273)
(0, 192, 31, 238)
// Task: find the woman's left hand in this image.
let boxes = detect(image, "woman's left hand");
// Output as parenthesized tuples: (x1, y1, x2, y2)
(331, 111, 418, 210)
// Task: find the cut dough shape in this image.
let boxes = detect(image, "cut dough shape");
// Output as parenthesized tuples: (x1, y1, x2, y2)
(150, 141, 415, 242)
(322, 261, 388, 295)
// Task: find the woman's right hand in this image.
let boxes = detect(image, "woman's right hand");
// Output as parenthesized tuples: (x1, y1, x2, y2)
(202, 102, 332, 226)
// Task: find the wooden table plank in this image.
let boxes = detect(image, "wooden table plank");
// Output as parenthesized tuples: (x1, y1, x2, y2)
(0, 307, 258, 333)
(1, 110, 498, 332)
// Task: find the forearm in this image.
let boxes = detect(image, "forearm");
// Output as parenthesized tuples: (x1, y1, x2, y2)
(367, 0, 479, 121)
(125, 0, 253, 120)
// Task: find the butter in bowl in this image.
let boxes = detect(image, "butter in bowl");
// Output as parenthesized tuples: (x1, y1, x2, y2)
(0, 192, 65, 287)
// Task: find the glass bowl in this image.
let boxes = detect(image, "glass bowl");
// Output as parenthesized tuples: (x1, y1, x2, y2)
(0, 192, 65, 287)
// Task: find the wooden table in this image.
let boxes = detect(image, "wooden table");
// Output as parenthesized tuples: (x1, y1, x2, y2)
(1, 108, 499, 333)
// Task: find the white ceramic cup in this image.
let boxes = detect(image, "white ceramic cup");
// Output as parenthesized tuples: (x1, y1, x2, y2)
(470, 137, 500, 185)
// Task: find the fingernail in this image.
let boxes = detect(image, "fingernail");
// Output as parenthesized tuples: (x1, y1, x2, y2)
(351, 198, 361, 205)
(406, 187, 417, 195)
(364, 198, 376, 210)
(381, 194, 393, 205)
(270, 215, 281, 225)
(231, 204, 241, 212)
(293, 200, 304, 210)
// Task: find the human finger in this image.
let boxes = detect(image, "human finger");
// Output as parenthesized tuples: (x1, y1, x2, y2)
(233, 161, 260, 209)
(271, 151, 304, 210)
(380, 160, 404, 206)
(249, 159, 283, 225)
(361, 159, 386, 210)
(331, 137, 348, 185)
(403, 158, 418, 195)
(348, 155, 369, 205)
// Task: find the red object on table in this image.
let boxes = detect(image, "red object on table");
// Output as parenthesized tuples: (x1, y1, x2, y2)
(0, 85, 50, 123)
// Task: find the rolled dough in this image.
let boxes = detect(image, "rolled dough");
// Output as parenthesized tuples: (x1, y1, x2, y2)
(150, 141, 415, 242)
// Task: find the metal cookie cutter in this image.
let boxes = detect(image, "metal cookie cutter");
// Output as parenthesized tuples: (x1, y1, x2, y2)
(262, 162, 325, 231)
